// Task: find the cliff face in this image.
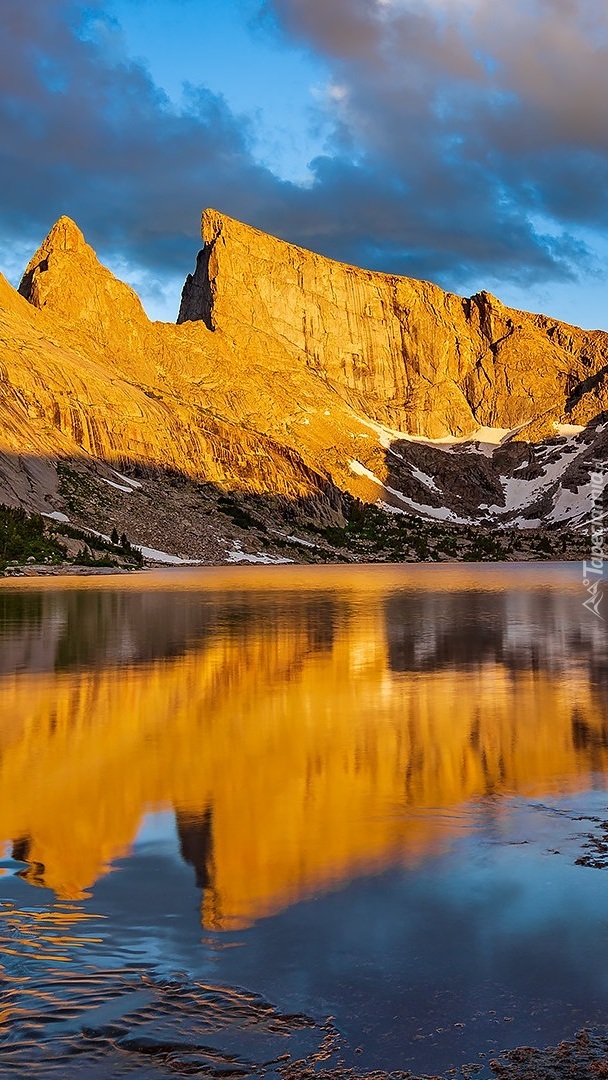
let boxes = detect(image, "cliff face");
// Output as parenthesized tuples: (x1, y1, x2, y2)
(183, 209, 608, 437)
(0, 210, 605, 553)
(177, 246, 214, 329)
(6, 219, 354, 523)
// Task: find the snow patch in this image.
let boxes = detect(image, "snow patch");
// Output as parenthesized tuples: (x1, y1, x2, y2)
(545, 485, 594, 525)
(349, 459, 466, 523)
(352, 437, 594, 528)
(356, 415, 460, 451)
(349, 459, 380, 482)
(226, 538, 293, 564)
(394, 498, 466, 523)
(112, 469, 143, 489)
(271, 531, 318, 549)
(473, 426, 514, 446)
(379, 502, 405, 515)
(101, 478, 134, 493)
(43, 510, 70, 523)
(82, 525, 200, 564)
(478, 441, 585, 526)
(227, 550, 294, 565)
(510, 516, 542, 529)
(285, 534, 317, 548)
(355, 413, 518, 455)
(554, 423, 585, 437)
(83, 527, 112, 543)
(137, 545, 202, 565)
(410, 465, 440, 492)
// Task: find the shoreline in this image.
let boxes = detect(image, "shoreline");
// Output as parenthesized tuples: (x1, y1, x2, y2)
(0, 559, 593, 596)
(0, 562, 142, 578)
(0, 553, 591, 580)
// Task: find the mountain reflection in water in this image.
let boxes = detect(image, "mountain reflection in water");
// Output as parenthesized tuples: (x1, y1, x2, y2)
(0, 565, 605, 933)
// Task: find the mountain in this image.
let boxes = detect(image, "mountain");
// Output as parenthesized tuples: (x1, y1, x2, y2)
(181, 210, 608, 436)
(0, 210, 605, 566)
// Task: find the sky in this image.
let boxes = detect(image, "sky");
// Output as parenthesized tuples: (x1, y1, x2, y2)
(1, 0, 608, 327)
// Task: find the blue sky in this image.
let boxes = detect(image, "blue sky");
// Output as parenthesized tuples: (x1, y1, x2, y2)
(106, 0, 330, 182)
(2, 0, 608, 328)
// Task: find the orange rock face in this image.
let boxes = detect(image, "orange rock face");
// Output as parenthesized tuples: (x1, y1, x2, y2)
(180, 209, 608, 437)
(0, 209, 606, 534)
(3, 218, 353, 519)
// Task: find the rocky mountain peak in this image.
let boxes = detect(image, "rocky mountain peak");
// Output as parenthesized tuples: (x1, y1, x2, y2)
(18, 216, 146, 330)
(45, 215, 87, 253)
(201, 207, 226, 244)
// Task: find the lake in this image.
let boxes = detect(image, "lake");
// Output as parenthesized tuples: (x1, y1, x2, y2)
(0, 563, 606, 1079)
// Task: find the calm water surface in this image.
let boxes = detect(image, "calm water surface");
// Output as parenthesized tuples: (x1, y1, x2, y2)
(0, 563, 606, 1078)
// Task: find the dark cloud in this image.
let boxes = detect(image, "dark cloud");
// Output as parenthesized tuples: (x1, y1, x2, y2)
(0, 0, 606, 317)
(264, 0, 608, 278)
(0, 0, 291, 283)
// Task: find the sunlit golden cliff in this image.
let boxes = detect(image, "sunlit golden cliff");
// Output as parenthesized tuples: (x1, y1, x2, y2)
(1, 211, 606, 538)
